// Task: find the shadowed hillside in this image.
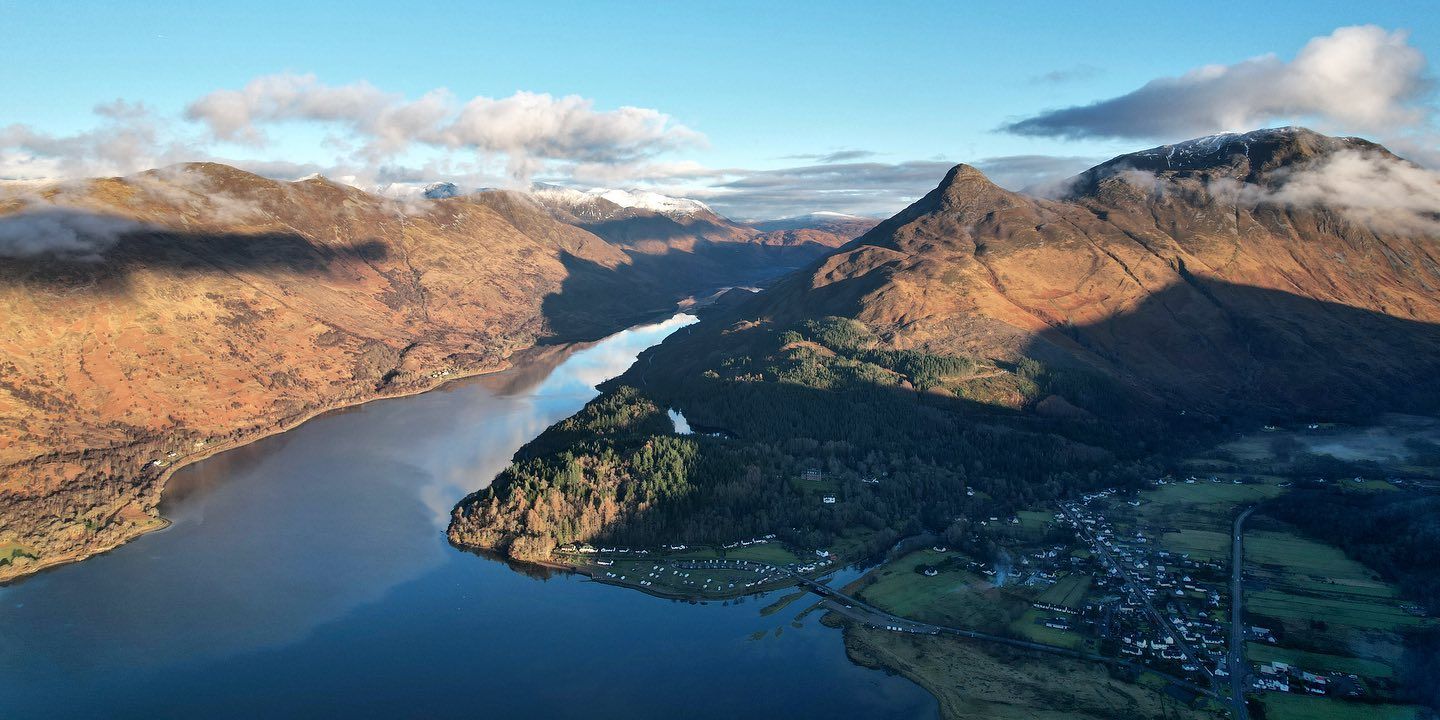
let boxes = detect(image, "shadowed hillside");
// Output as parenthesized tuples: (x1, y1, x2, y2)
(0, 162, 847, 581)
(450, 127, 1440, 564)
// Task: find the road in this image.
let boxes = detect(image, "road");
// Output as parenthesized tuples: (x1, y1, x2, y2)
(1229, 506, 1256, 720)
(1060, 506, 1215, 689)
(789, 572, 1218, 701)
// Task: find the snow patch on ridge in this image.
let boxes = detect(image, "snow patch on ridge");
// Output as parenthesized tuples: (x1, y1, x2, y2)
(530, 183, 713, 218)
(1132, 127, 1305, 168)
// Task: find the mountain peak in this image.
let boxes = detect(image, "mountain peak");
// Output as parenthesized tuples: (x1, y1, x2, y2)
(1120, 126, 1382, 170)
(423, 182, 460, 199)
(146, 161, 270, 184)
(1065, 126, 1394, 197)
(942, 163, 992, 181)
(528, 183, 716, 221)
(919, 163, 1021, 215)
(933, 163, 1011, 198)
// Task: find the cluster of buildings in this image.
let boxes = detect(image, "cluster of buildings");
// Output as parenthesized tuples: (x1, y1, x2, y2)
(565, 534, 839, 597)
(720, 534, 778, 549)
(558, 543, 651, 556)
(561, 533, 779, 557)
(1253, 661, 1362, 698)
(1058, 492, 1230, 680)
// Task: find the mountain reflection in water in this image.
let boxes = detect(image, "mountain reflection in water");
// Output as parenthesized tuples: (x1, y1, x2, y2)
(0, 313, 936, 720)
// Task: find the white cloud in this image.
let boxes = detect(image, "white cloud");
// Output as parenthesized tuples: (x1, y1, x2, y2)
(971, 154, 1101, 196)
(649, 156, 1100, 220)
(1261, 150, 1440, 235)
(184, 74, 402, 147)
(1114, 149, 1440, 236)
(184, 73, 704, 180)
(781, 149, 879, 163)
(1004, 26, 1431, 141)
(0, 206, 146, 260)
(3, 74, 704, 191)
(1, 100, 196, 179)
(676, 160, 956, 220)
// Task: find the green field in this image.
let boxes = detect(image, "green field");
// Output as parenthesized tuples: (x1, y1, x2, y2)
(0, 543, 35, 566)
(1011, 510, 1058, 541)
(1146, 479, 1284, 508)
(1037, 572, 1091, 607)
(1245, 530, 1421, 632)
(1161, 528, 1231, 562)
(1247, 532, 1383, 582)
(1129, 479, 1283, 536)
(1238, 526, 1426, 704)
(1246, 643, 1394, 679)
(1248, 590, 1425, 630)
(1009, 608, 1085, 650)
(1259, 693, 1419, 720)
(853, 549, 1028, 632)
(844, 627, 1217, 720)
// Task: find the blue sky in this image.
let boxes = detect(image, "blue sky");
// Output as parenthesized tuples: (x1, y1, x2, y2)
(2, 0, 1437, 218)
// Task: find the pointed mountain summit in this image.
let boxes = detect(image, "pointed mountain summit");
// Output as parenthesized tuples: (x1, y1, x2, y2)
(651, 127, 1440, 422)
(453, 128, 1440, 573)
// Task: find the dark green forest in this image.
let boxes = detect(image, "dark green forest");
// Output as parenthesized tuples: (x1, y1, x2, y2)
(450, 316, 1189, 562)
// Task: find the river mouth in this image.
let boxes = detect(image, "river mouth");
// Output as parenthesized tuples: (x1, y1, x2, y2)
(0, 313, 936, 720)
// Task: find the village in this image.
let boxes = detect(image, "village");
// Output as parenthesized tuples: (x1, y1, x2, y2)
(547, 454, 1431, 720)
(1051, 479, 1380, 700)
(1057, 485, 1238, 679)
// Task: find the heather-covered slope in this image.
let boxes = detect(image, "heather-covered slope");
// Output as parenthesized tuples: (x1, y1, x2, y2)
(725, 127, 1440, 419)
(450, 127, 1440, 563)
(0, 163, 831, 580)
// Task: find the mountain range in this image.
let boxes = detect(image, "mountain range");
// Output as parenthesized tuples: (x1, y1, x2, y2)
(680, 127, 1440, 421)
(6, 126, 1440, 582)
(449, 127, 1440, 562)
(0, 164, 861, 580)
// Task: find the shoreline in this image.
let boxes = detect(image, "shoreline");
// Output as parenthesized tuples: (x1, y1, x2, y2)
(0, 351, 532, 586)
(0, 306, 695, 586)
(452, 540, 842, 604)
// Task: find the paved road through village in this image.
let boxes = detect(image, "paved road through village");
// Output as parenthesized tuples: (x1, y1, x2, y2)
(1230, 506, 1257, 720)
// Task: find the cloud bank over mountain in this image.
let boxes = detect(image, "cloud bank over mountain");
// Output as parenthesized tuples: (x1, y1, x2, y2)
(1003, 26, 1430, 142)
(2, 25, 1435, 220)
(1238, 149, 1440, 235)
(0, 207, 145, 260)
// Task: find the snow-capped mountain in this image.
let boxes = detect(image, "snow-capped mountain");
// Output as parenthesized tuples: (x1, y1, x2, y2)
(590, 188, 713, 216)
(1061, 125, 1389, 199)
(529, 183, 714, 220)
(364, 180, 465, 200)
(422, 181, 460, 199)
(748, 211, 873, 233)
(1117, 126, 1376, 172)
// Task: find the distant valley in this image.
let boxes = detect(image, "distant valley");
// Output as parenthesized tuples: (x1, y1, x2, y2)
(0, 165, 864, 581)
(4, 127, 1438, 720)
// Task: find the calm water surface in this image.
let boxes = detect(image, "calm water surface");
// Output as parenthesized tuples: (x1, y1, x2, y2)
(0, 314, 936, 719)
